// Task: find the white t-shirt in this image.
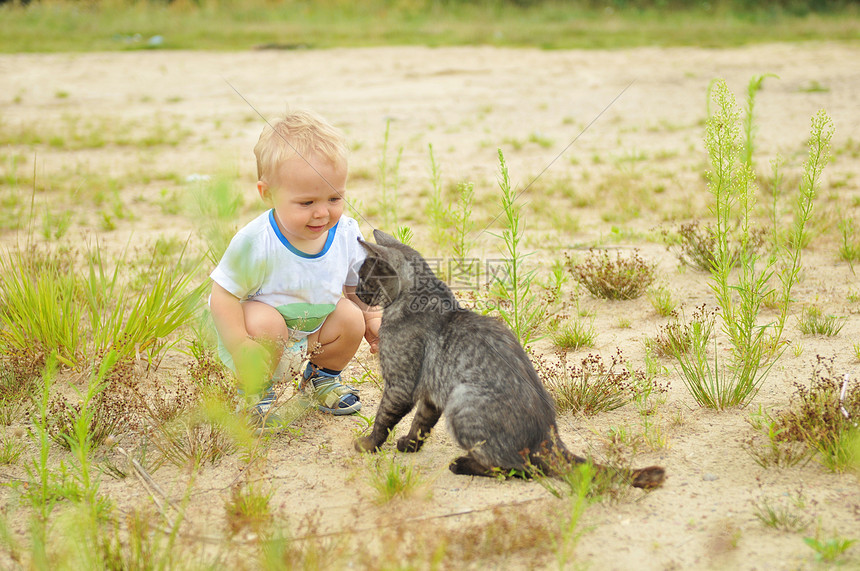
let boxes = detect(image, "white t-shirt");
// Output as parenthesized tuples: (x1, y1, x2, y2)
(210, 210, 366, 335)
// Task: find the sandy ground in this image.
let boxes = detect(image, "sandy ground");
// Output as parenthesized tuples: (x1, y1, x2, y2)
(1, 43, 859, 569)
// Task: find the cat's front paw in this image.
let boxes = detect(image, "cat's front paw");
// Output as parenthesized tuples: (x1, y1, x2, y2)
(354, 436, 381, 453)
(396, 436, 423, 453)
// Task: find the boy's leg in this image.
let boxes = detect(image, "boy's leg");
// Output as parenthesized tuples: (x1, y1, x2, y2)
(237, 301, 290, 427)
(303, 298, 365, 415)
(306, 298, 364, 370)
(244, 300, 291, 347)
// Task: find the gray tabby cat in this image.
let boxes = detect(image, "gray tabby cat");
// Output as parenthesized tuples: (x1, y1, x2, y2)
(354, 230, 664, 489)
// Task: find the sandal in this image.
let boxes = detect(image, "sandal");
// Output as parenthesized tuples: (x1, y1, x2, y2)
(238, 387, 282, 435)
(248, 406, 283, 435)
(302, 371, 361, 416)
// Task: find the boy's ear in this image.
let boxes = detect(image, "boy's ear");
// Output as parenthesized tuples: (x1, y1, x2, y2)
(257, 181, 271, 204)
(373, 229, 401, 247)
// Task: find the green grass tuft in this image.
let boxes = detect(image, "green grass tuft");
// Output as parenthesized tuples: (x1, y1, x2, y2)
(568, 249, 656, 301)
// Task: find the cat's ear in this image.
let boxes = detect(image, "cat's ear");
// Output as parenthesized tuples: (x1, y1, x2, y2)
(357, 249, 401, 307)
(358, 237, 387, 258)
(372, 229, 402, 247)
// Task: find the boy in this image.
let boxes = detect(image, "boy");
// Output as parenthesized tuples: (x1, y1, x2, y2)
(210, 109, 380, 430)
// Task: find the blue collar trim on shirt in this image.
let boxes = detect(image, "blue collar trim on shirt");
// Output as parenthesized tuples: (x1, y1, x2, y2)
(268, 209, 337, 259)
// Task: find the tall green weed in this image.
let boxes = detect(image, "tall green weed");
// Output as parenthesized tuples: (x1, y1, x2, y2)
(671, 79, 833, 409)
(378, 119, 403, 231)
(491, 149, 544, 345)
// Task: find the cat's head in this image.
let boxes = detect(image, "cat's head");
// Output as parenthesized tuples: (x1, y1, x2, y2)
(356, 230, 421, 308)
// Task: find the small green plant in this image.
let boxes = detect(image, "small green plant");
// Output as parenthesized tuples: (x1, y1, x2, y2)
(0, 246, 85, 367)
(541, 259, 569, 306)
(259, 515, 346, 569)
(535, 349, 650, 416)
(631, 358, 669, 415)
(568, 249, 656, 300)
(534, 452, 631, 506)
(798, 80, 830, 93)
(59, 352, 119, 515)
(0, 349, 40, 425)
(667, 302, 738, 410)
(772, 356, 860, 473)
(665, 220, 765, 272)
(98, 508, 183, 570)
(742, 419, 813, 469)
(647, 285, 677, 317)
(351, 412, 374, 436)
(225, 481, 274, 536)
(813, 428, 860, 474)
(352, 355, 383, 392)
(838, 217, 860, 266)
(803, 535, 857, 564)
(450, 180, 476, 278)
(149, 405, 237, 470)
(639, 414, 669, 451)
(604, 424, 643, 455)
(549, 317, 596, 351)
(425, 143, 449, 254)
(642, 345, 666, 380)
(0, 430, 25, 464)
(367, 452, 425, 504)
(22, 356, 62, 521)
(646, 306, 707, 358)
(797, 306, 845, 336)
(752, 491, 812, 532)
(16, 355, 117, 526)
(86, 241, 206, 369)
(528, 131, 553, 148)
(551, 462, 592, 569)
(393, 224, 414, 246)
(41, 206, 72, 241)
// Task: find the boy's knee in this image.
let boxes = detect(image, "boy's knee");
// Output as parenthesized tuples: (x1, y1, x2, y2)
(244, 301, 288, 340)
(337, 298, 365, 336)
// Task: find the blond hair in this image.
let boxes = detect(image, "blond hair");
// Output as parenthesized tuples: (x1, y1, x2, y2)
(253, 109, 347, 182)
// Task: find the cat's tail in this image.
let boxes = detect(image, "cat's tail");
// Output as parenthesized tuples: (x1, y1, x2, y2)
(528, 437, 666, 490)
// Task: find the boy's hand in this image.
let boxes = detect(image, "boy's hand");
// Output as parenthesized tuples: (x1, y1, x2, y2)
(233, 337, 272, 396)
(364, 316, 381, 354)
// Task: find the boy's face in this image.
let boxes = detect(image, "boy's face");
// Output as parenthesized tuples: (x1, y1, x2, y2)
(259, 153, 347, 252)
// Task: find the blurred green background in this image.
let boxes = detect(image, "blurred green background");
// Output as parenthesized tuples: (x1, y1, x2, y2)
(1, 0, 858, 53)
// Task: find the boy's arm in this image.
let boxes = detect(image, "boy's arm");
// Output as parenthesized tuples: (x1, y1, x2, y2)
(344, 286, 382, 353)
(210, 282, 253, 352)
